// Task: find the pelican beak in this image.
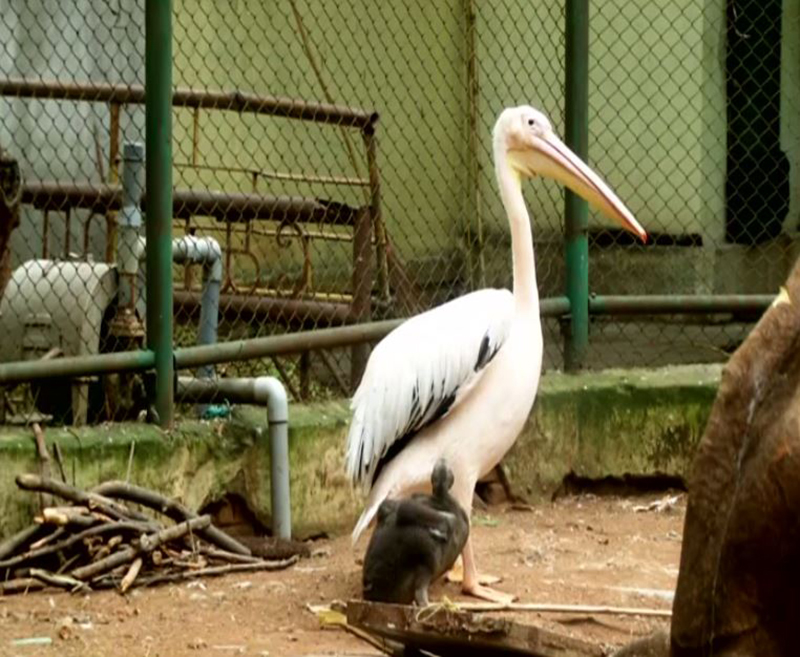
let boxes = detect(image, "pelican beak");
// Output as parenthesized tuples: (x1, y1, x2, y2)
(510, 132, 647, 242)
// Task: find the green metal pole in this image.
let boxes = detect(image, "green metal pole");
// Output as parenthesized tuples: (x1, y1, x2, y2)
(563, 0, 590, 371)
(0, 350, 156, 385)
(588, 294, 775, 315)
(174, 297, 573, 370)
(145, 0, 174, 428)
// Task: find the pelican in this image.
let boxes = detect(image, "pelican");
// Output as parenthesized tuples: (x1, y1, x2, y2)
(346, 105, 647, 602)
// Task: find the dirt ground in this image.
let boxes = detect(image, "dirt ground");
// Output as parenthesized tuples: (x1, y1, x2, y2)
(0, 493, 685, 657)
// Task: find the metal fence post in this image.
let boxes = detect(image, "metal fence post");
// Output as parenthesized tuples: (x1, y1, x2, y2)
(145, 0, 174, 427)
(563, 0, 590, 372)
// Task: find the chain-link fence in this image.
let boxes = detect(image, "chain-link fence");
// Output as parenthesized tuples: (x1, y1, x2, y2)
(0, 0, 798, 425)
(587, 0, 799, 368)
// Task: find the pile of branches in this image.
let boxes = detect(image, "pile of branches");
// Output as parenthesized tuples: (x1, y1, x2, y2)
(0, 474, 298, 595)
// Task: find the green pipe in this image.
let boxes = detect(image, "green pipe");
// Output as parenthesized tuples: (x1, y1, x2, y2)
(563, 0, 590, 372)
(175, 297, 571, 370)
(589, 294, 774, 315)
(0, 297, 570, 386)
(540, 296, 571, 317)
(174, 320, 403, 370)
(145, 0, 174, 428)
(6, 293, 769, 390)
(0, 350, 155, 385)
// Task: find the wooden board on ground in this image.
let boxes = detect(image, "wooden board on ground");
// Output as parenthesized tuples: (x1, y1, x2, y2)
(346, 600, 604, 657)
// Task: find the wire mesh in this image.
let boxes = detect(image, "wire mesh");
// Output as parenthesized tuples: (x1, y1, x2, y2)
(586, 0, 800, 368)
(0, 0, 798, 425)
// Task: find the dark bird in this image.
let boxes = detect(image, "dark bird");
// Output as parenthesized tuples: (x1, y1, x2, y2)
(362, 458, 469, 606)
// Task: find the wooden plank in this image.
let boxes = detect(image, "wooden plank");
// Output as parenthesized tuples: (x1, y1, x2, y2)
(346, 600, 603, 657)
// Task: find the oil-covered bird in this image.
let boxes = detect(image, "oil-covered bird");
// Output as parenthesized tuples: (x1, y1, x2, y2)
(347, 105, 647, 602)
(362, 458, 469, 606)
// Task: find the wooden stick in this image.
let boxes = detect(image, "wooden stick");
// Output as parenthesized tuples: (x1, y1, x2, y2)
(52, 441, 68, 483)
(15, 474, 150, 523)
(29, 527, 64, 550)
(95, 555, 299, 590)
(91, 481, 251, 556)
(31, 422, 50, 472)
(0, 525, 47, 561)
(29, 568, 87, 592)
(198, 546, 263, 564)
(0, 520, 157, 570)
(119, 558, 142, 593)
(92, 535, 123, 562)
(72, 515, 211, 581)
(452, 602, 672, 618)
(31, 423, 51, 511)
(139, 516, 211, 552)
(0, 577, 45, 594)
(56, 552, 83, 575)
(38, 506, 94, 527)
(70, 545, 137, 582)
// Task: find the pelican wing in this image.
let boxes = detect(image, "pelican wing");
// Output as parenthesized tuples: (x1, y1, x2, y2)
(345, 288, 514, 488)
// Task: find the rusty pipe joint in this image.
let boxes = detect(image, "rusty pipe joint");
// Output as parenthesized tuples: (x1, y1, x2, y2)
(171, 235, 223, 283)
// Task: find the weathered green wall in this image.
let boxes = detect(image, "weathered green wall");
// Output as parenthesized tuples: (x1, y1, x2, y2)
(2, 0, 798, 289)
(171, 0, 469, 268)
(473, 0, 798, 246)
(0, 364, 721, 541)
(588, 0, 725, 242)
(0, 0, 800, 302)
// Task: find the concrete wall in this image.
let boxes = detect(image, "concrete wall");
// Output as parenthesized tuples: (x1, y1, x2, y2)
(0, 364, 721, 540)
(172, 0, 469, 266)
(0, 0, 144, 263)
(0, 0, 798, 288)
(587, 0, 727, 243)
(473, 0, 799, 247)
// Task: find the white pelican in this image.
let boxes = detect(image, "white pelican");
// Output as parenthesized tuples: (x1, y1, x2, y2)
(346, 105, 647, 602)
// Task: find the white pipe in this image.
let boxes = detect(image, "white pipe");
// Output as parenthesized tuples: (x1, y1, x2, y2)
(172, 236, 222, 382)
(117, 143, 144, 310)
(175, 375, 292, 539)
(141, 234, 223, 381)
(253, 376, 291, 540)
(170, 235, 223, 283)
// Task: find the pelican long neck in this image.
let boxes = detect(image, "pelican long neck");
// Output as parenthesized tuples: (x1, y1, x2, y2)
(495, 147, 539, 313)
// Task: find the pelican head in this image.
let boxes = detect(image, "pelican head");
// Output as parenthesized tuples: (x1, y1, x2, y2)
(493, 105, 647, 242)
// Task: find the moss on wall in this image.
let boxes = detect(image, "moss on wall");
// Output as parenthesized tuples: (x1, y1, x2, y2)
(0, 364, 721, 540)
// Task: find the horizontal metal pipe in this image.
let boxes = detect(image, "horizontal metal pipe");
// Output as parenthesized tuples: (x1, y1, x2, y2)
(7, 293, 770, 387)
(171, 235, 223, 283)
(174, 290, 353, 327)
(0, 350, 155, 385)
(0, 78, 378, 129)
(540, 296, 571, 317)
(21, 181, 361, 225)
(588, 294, 774, 315)
(177, 376, 259, 405)
(174, 319, 403, 370)
(0, 296, 571, 384)
(174, 296, 571, 370)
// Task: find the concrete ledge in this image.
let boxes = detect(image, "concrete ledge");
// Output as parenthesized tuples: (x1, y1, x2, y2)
(0, 364, 721, 540)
